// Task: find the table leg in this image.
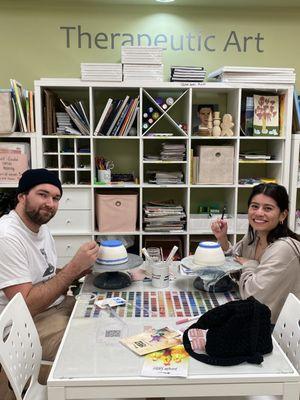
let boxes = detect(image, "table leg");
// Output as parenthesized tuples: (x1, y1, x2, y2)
(283, 382, 300, 400)
(48, 386, 65, 400)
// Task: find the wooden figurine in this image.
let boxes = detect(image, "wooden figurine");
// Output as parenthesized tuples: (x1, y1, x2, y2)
(207, 111, 213, 135)
(212, 111, 221, 137)
(221, 114, 234, 136)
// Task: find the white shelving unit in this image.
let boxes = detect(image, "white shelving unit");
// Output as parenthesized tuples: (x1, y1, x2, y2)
(34, 79, 294, 264)
(289, 134, 300, 234)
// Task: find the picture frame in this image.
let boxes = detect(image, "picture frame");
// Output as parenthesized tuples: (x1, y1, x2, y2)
(192, 103, 218, 135)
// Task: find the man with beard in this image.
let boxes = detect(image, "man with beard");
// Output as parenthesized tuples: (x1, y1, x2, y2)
(0, 168, 99, 362)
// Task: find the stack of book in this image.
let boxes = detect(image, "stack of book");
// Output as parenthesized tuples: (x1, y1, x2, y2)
(170, 66, 206, 82)
(94, 95, 139, 136)
(208, 66, 296, 84)
(143, 201, 186, 232)
(147, 170, 183, 184)
(160, 143, 186, 161)
(122, 46, 163, 82)
(81, 63, 122, 82)
(59, 99, 90, 135)
(10, 79, 35, 133)
(56, 112, 73, 134)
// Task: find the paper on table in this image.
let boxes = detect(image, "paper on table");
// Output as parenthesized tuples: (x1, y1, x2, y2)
(120, 327, 182, 356)
(141, 345, 189, 377)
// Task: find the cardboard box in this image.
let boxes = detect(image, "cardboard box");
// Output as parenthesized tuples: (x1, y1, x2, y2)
(95, 193, 138, 232)
(198, 145, 234, 184)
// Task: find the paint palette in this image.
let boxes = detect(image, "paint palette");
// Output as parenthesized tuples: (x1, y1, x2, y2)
(76, 290, 239, 319)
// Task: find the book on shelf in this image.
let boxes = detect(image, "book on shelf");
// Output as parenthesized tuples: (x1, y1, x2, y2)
(293, 89, 300, 133)
(123, 105, 139, 136)
(94, 98, 113, 136)
(10, 79, 27, 133)
(240, 95, 254, 136)
(29, 91, 35, 132)
(106, 95, 130, 136)
(43, 89, 57, 134)
(60, 99, 90, 135)
(99, 99, 122, 135)
(111, 98, 133, 136)
(239, 153, 272, 160)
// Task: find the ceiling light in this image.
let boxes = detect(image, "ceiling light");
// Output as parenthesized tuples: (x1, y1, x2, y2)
(156, 0, 175, 3)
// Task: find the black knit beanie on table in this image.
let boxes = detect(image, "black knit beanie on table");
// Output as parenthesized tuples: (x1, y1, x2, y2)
(17, 168, 63, 196)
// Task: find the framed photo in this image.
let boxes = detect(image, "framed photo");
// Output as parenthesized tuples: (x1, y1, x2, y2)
(192, 104, 217, 135)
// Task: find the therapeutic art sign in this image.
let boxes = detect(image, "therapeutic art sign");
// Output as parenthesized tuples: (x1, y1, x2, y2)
(60, 26, 265, 53)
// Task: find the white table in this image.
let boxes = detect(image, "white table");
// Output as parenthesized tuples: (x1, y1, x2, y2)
(47, 273, 300, 400)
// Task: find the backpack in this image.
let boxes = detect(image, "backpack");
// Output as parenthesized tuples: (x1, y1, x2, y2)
(183, 296, 273, 366)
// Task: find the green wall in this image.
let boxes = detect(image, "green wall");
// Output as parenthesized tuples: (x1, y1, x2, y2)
(1, 2, 299, 89)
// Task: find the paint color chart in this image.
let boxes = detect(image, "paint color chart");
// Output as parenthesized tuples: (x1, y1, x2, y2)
(76, 290, 239, 319)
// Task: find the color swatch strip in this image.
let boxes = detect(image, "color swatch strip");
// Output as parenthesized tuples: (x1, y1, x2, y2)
(80, 290, 238, 319)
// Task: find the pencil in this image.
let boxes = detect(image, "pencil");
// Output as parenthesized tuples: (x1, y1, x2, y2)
(221, 206, 226, 220)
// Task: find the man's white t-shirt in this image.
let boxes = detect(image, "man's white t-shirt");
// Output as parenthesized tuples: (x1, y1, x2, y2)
(0, 210, 64, 313)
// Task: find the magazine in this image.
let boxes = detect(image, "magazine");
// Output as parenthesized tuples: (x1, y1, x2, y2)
(120, 327, 182, 356)
(141, 345, 189, 377)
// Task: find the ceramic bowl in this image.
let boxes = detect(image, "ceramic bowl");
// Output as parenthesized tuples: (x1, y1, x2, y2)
(97, 240, 128, 265)
(193, 241, 225, 267)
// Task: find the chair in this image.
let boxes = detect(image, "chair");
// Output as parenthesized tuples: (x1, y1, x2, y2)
(273, 292, 300, 372)
(0, 292, 47, 400)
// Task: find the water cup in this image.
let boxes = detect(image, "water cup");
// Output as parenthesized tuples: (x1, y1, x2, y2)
(151, 262, 170, 288)
(98, 169, 111, 184)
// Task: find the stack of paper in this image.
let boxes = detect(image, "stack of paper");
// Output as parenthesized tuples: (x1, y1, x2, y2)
(123, 64, 163, 82)
(208, 66, 296, 84)
(122, 46, 163, 82)
(147, 171, 184, 185)
(160, 143, 186, 161)
(143, 201, 186, 232)
(81, 63, 122, 82)
(170, 66, 206, 82)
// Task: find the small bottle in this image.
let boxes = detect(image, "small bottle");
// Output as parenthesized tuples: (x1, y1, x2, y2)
(143, 123, 149, 130)
(155, 97, 164, 106)
(152, 111, 160, 120)
(148, 118, 154, 124)
(143, 112, 149, 119)
(161, 104, 168, 110)
(147, 107, 154, 114)
(166, 97, 174, 106)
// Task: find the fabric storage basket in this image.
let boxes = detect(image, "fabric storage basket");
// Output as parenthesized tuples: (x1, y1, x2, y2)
(96, 193, 138, 232)
(198, 145, 234, 184)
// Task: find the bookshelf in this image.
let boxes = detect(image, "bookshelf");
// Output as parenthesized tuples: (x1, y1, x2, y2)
(289, 134, 300, 234)
(34, 79, 293, 265)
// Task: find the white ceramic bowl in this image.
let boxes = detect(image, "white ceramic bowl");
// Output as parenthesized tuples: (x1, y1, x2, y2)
(97, 240, 128, 265)
(193, 241, 225, 267)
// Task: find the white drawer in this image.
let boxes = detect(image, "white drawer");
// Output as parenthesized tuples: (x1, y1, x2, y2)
(59, 189, 91, 210)
(54, 235, 93, 257)
(48, 210, 92, 233)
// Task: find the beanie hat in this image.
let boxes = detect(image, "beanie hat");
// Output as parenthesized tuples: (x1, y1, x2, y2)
(17, 168, 63, 196)
(183, 297, 273, 366)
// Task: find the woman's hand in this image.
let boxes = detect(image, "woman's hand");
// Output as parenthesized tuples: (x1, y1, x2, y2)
(211, 218, 228, 241)
(234, 256, 249, 265)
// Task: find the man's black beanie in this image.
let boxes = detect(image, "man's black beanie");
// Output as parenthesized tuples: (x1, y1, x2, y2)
(17, 168, 63, 196)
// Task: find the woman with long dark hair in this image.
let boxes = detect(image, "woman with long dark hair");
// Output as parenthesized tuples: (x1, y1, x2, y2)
(211, 183, 300, 323)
